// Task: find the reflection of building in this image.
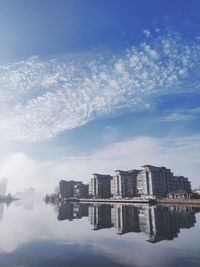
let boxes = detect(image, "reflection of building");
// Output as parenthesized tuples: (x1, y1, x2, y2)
(87, 204, 196, 242)
(58, 202, 88, 221)
(89, 174, 112, 198)
(0, 178, 7, 196)
(138, 206, 196, 243)
(89, 204, 113, 230)
(111, 170, 139, 198)
(111, 205, 140, 234)
(53, 202, 198, 243)
(59, 180, 88, 199)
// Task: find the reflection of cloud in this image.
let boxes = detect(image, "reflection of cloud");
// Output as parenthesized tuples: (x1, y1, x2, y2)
(0, 30, 199, 141)
(0, 135, 200, 193)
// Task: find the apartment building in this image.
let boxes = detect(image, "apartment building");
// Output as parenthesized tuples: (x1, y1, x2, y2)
(89, 174, 112, 198)
(111, 170, 139, 198)
(136, 165, 191, 198)
(59, 180, 88, 199)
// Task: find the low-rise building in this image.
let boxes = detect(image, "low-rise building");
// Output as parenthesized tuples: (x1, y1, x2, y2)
(167, 189, 192, 199)
(193, 189, 200, 198)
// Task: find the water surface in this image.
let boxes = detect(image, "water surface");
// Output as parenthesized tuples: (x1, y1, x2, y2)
(0, 199, 200, 267)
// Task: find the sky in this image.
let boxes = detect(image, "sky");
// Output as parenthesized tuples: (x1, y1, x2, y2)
(0, 0, 199, 192)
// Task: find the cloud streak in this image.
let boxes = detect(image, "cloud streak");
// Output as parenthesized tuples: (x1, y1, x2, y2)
(155, 107, 200, 122)
(0, 30, 199, 141)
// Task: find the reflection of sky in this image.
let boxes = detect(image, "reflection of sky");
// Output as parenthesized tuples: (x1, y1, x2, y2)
(0, 201, 200, 267)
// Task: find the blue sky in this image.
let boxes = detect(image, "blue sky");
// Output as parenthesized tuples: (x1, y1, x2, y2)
(0, 0, 200, 191)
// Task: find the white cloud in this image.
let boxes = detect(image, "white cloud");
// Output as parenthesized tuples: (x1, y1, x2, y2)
(103, 126, 120, 142)
(1, 135, 200, 193)
(155, 107, 200, 122)
(155, 113, 193, 122)
(0, 31, 199, 141)
(143, 29, 151, 38)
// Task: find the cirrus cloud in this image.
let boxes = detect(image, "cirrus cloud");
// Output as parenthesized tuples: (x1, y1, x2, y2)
(0, 30, 199, 141)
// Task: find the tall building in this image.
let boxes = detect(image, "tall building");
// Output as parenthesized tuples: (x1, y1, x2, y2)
(111, 170, 139, 198)
(59, 180, 88, 199)
(73, 183, 88, 198)
(89, 174, 112, 198)
(136, 165, 174, 198)
(136, 165, 191, 198)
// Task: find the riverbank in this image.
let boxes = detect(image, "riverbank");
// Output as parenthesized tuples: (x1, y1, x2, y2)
(79, 198, 156, 204)
(48, 197, 200, 207)
(157, 198, 200, 206)
(78, 198, 200, 206)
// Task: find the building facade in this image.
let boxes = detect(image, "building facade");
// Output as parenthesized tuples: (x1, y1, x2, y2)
(136, 165, 191, 198)
(61, 165, 192, 200)
(136, 165, 174, 198)
(111, 170, 139, 198)
(59, 180, 88, 199)
(89, 174, 112, 198)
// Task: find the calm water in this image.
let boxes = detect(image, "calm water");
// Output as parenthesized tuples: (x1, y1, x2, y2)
(0, 199, 200, 267)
